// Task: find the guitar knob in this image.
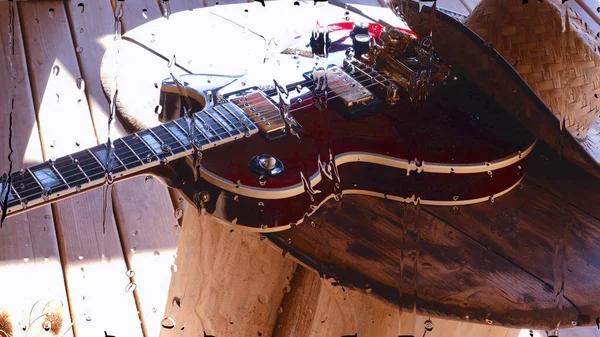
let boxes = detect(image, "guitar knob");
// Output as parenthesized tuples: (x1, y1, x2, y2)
(259, 156, 277, 170)
(350, 22, 372, 58)
(250, 155, 284, 177)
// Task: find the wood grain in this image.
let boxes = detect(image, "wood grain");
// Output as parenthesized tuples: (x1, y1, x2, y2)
(0, 2, 72, 336)
(19, 2, 143, 336)
(160, 206, 297, 337)
(276, 194, 580, 328)
(66, 2, 182, 337)
(274, 265, 522, 337)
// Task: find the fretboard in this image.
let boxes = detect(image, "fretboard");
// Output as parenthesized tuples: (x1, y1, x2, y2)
(1, 102, 258, 218)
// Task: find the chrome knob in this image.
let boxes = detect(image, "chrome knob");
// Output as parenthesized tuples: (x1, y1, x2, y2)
(250, 155, 284, 177)
(259, 156, 277, 171)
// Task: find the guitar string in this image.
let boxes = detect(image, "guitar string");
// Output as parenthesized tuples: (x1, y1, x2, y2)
(10, 78, 384, 203)
(10, 67, 397, 202)
(10, 110, 239, 201)
(11, 100, 257, 201)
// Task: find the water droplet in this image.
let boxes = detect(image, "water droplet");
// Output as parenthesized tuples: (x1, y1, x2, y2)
(152, 307, 158, 313)
(125, 282, 137, 293)
(485, 318, 493, 325)
(146, 153, 152, 162)
(155, 105, 162, 114)
(77, 46, 83, 53)
(125, 269, 135, 278)
(297, 98, 303, 103)
(85, 314, 92, 321)
(76, 78, 85, 90)
(142, 8, 148, 19)
(174, 208, 183, 220)
(153, 251, 160, 260)
(161, 317, 175, 329)
(78, 255, 84, 260)
(23, 257, 29, 262)
(130, 247, 137, 253)
(56, 93, 60, 102)
(48, 8, 55, 17)
(52, 65, 60, 76)
(44, 214, 50, 220)
(277, 307, 283, 314)
(75, 185, 81, 192)
(80, 28, 84, 33)
(43, 320, 51, 331)
(171, 264, 178, 273)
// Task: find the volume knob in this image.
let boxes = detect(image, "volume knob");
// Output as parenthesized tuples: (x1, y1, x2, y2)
(259, 156, 277, 171)
(250, 154, 284, 177)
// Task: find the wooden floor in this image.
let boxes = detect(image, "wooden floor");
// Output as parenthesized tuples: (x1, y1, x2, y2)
(0, 0, 599, 337)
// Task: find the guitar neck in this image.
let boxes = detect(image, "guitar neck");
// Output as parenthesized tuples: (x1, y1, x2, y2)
(1, 101, 258, 219)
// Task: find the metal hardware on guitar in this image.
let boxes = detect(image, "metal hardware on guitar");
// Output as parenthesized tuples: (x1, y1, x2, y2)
(357, 28, 452, 101)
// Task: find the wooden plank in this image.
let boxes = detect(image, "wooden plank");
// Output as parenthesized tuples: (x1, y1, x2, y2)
(421, 170, 600, 325)
(205, 0, 249, 7)
(0, 2, 73, 336)
(164, 0, 204, 13)
(118, 0, 162, 33)
(66, 2, 183, 337)
(274, 265, 520, 337)
(18, 2, 143, 336)
(274, 192, 579, 328)
(160, 207, 297, 337)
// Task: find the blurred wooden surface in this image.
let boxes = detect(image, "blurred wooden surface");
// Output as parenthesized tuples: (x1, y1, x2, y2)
(2, 0, 600, 336)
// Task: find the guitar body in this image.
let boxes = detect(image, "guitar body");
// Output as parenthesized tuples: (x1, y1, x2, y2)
(183, 79, 534, 231)
(95, 2, 591, 327)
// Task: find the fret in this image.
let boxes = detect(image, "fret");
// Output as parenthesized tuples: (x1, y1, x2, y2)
(138, 130, 163, 156)
(10, 169, 43, 205)
(174, 118, 210, 146)
(114, 138, 144, 170)
(215, 104, 244, 132)
(199, 111, 230, 138)
(152, 125, 186, 155)
(29, 163, 69, 195)
(71, 150, 105, 182)
(89, 145, 127, 175)
(26, 168, 44, 191)
(206, 108, 235, 136)
(7, 184, 21, 209)
(67, 154, 91, 184)
(166, 121, 192, 148)
(87, 148, 105, 170)
(160, 123, 188, 150)
(123, 134, 157, 164)
(147, 128, 175, 156)
(193, 114, 221, 142)
(110, 147, 128, 169)
(221, 102, 258, 133)
(49, 162, 70, 189)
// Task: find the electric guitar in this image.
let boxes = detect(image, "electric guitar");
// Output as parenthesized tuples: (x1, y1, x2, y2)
(0, 11, 536, 233)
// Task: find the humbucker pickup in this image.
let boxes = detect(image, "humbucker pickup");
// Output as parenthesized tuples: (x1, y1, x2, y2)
(227, 89, 288, 140)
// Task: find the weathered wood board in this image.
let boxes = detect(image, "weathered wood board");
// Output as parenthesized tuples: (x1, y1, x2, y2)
(66, 1, 182, 336)
(274, 266, 521, 337)
(19, 1, 143, 336)
(160, 206, 297, 337)
(0, 2, 73, 336)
